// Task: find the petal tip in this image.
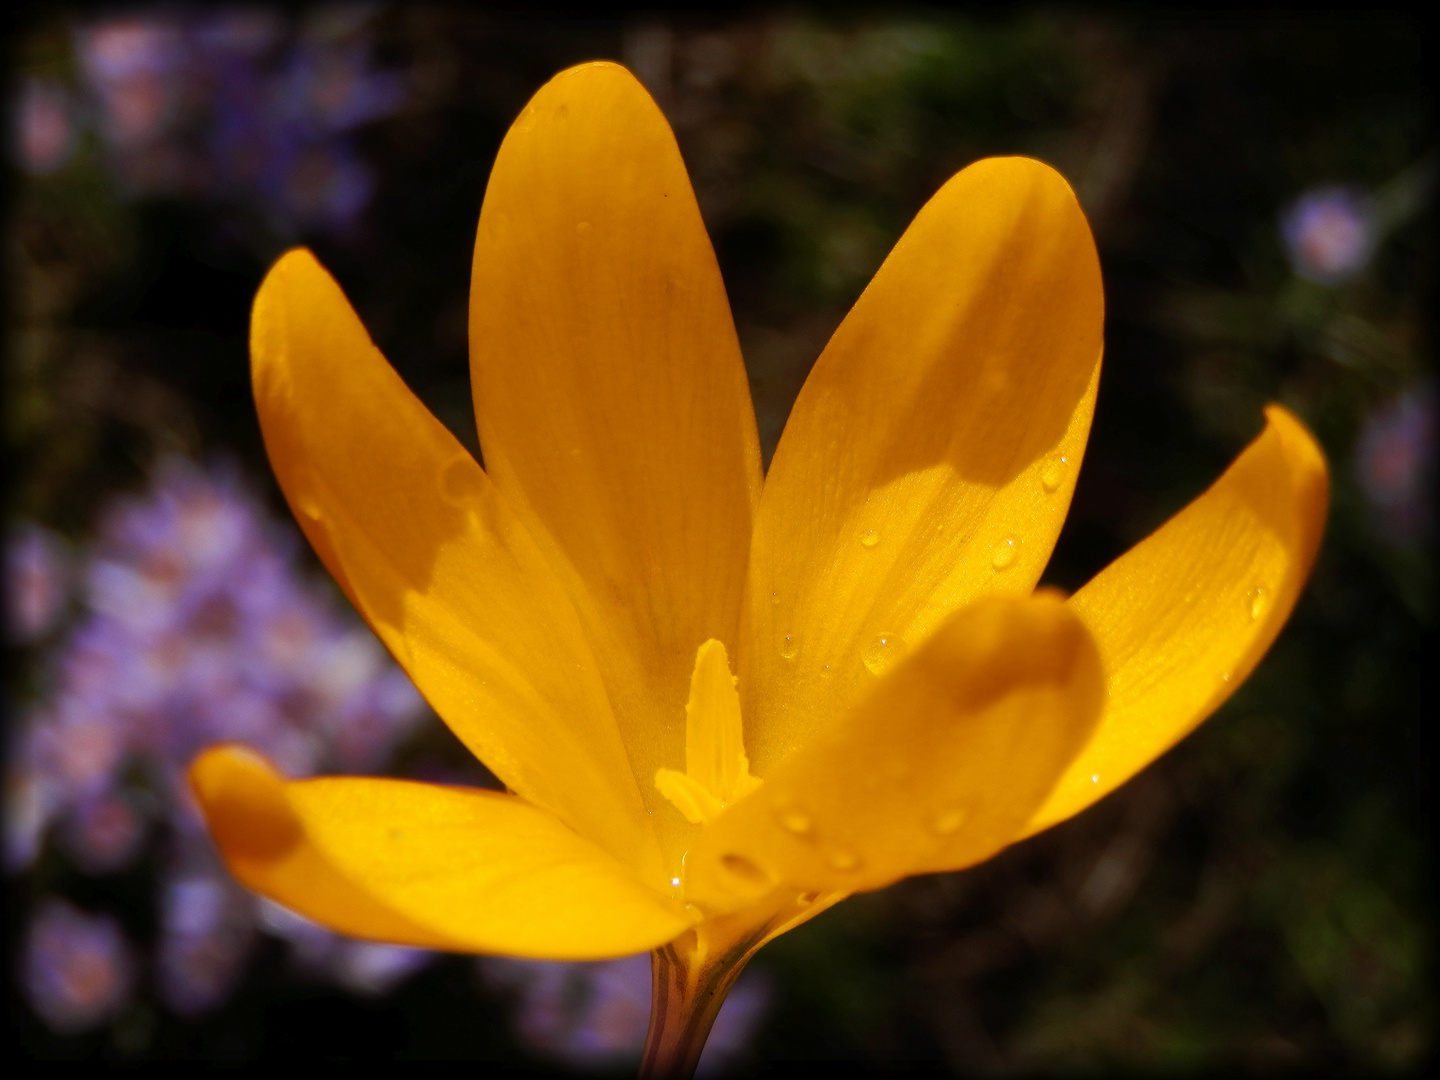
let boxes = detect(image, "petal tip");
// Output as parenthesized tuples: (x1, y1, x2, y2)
(190, 744, 302, 861)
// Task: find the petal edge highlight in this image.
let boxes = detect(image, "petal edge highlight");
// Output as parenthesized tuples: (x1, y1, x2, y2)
(1028, 405, 1329, 833)
(192, 746, 696, 959)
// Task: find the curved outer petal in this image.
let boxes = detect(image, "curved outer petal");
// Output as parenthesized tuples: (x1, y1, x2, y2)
(191, 746, 694, 960)
(743, 157, 1103, 774)
(251, 250, 660, 880)
(469, 62, 763, 861)
(1028, 406, 1329, 833)
(686, 594, 1104, 910)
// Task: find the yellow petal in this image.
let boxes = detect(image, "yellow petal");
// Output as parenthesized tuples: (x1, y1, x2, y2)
(743, 157, 1103, 774)
(250, 249, 659, 880)
(468, 62, 763, 857)
(191, 746, 695, 960)
(686, 594, 1104, 909)
(1027, 406, 1329, 833)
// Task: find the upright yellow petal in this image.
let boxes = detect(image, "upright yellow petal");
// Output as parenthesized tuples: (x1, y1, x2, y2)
(744, 157, 1103, 773)
(468, 62, 763, 864)
(686, 594, 1103, 910)
(192, 746, 695, 960)
(251, 250, 659, 879)
(1028, 406, 1329, 833)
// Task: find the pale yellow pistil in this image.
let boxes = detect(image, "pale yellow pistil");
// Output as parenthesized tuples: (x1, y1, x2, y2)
(656, 640, 762, 826)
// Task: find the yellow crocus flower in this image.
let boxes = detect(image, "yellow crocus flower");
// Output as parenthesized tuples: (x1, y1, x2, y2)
(189, 62, 1328, 1074)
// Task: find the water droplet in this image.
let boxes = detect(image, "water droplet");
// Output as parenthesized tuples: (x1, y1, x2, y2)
(720, 853, 772, 889)
(295, 491, 323, 521)
(771, 591, 780, 605)
(778, 809, 813, 836)
(780, 635, 799, 661)
(931, 807, 968, 835)
(862, 632, 908, 676)
(1090, 774, 1100, 784)
(991, 536, 1018, 570)
(827, 849, 861, 872)
(442, 458, 483, 503)
(1221, 672, 1231, 683)
(1247, 585, 1270, 621)
(1041, 455, 1069, 493)
(670, 876, 681, 887)
(860, 529, 880, 548)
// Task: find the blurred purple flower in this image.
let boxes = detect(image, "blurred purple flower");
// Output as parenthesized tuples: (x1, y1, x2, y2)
(157, 870, 257, 1014)
(23, 899, 135, 1034)
(10, 457, 431, 1016)
(13, 79, 76, 174)
(256, 896, 434, 995)
(1355, 383, 1435, 543)
(69, 8, 403, 232)
(1281, 185, 1377, 286)
(57, 789, 147, 874)
(481, 954, 769, 1074)
(6, 523, 72, 643)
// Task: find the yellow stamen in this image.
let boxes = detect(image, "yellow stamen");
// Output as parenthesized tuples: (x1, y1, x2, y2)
(656, 640, 762, 825)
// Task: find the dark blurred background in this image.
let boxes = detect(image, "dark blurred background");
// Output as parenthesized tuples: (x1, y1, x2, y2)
(5, 7, 1432, 1070)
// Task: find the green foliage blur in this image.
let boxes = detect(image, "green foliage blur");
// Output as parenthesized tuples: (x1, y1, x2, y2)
(7, 8, 1432, 1069)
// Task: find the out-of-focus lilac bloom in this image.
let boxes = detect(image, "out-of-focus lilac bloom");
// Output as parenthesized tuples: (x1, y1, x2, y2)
(264, 140, 375, 232)
(23, 899, 135, 1034)
(1355, 383, 1435, 543)
(334, 942, 436, 997)
(12, 457, 430, 1017)
(76, 18, 187, 151)
(157, 871, 256, 1014)
(57, 789, 146, 874)
(14, 80, 76, 174)
(69, 10, 403, 233)
(1281, 185, 1377, 286)
(481, 954, 770, 1073)
(6, 523, 71, 642)
(255, 896, 434, 995)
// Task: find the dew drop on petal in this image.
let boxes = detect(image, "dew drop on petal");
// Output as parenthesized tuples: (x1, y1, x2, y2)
(720, 853, 772, 888)
(931, 807, 968, 835)
(777, 809, 813, 836)
(1041, 455, 1068, 493)
(827, 849, 861, 872)
(780, 634, 799, 661)
(860, 529, 879, 548)
(1247, 585, 1270, 621)
(862, 632, 907, 676)
(670, 877, 681, 888)
(1091, 774, 1100, 784)
(771, 591, 780, 605)
(441, 458, 483, 503)
(991, 536, 1018, 570)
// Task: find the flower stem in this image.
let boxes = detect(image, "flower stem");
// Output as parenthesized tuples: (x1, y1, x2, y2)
(639, 935, 752, 1080)
(638, 892, 844, 1079)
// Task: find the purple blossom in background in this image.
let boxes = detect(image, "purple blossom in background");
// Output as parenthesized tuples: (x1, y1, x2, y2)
(1354, 383, 1435, 543)
(6, 523, 71, 642)
(9, 457, 432, 1024)
(70, 6, 404, 233)
(12, 79, 76, 175)
(23, 899, 135, 1034)
(1281, 185, 1377, 286)
(481, 954, 770, 1074)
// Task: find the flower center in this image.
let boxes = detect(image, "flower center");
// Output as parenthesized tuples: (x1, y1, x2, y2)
(655, 639, 762, 825)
